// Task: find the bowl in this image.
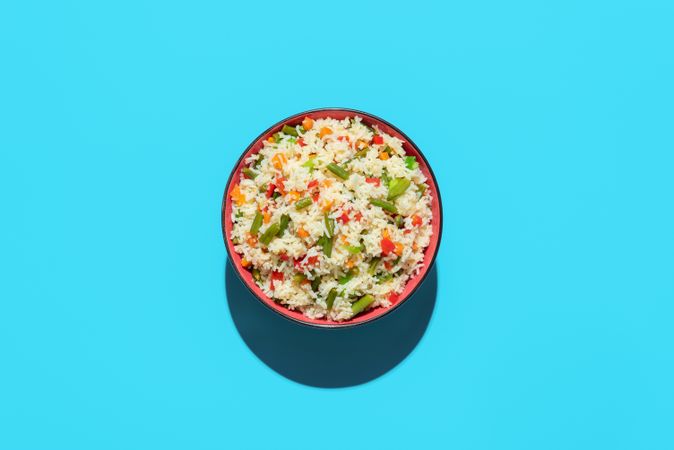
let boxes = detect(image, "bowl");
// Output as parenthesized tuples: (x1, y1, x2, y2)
(222, 108, 442, 328)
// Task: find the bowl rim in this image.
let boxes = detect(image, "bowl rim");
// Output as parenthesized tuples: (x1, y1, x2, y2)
(221, 107, 443, 329)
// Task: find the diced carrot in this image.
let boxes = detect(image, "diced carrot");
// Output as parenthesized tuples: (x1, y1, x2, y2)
(394, 242, 404, 256)
(246, 234, 258, 247)
(272, 153, 287, 170)
(263, 211, 271, 224)
(355, 139, 368, 150)
(412, 242, 419, 251)
(411, 215, 423, 227)
(297, 138, 306, 147)
(319, 127, 332, 138)
(241, 258, 251, 267)
(345, 259, 355, 269)
(321, 200, 333, 212)
(297, 227, 309, 238)
(379, 151, 390, 160)
(231, 184, 246, 206)
(382, 228, 390, 239)
(340, 235, 348, 243)
(321, 179, 333, 188)
(267, 136, 275, 143)
(302, 117, 314, 131)
(288, 190, 301, 202)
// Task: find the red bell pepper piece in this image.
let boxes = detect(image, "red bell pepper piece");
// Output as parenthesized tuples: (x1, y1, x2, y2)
(381, 237, 396, 256)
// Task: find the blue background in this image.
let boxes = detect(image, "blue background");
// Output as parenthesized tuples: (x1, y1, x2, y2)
(2, 0, 673, 449)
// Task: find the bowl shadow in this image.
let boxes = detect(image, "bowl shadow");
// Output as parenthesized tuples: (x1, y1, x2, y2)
(225, 262, 437, 388)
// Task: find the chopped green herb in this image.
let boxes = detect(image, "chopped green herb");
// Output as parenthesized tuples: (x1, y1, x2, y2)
(405, 156, 418, 170)
(344, 245, 362, 254)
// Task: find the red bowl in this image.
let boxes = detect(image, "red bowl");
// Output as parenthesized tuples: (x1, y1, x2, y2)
(221, 108, 442, 328)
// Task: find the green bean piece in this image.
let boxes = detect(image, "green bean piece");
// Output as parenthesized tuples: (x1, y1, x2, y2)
(369, 198, 398, 214)
(250, 211, 263, 235)
(376, 272, 393, 283)
(387, 178, 411, 200)
(298, 125, 305, 134)
(295, 197, 312, 210)
(259, 223, 280, 245)
(273, 132, 283, 143)
(252, 268, 261, 281)
(323, 235, 333, 258)
(278, 214, 290, 237)
(354, 147, 369, 158)
(326, 288, 338, 310)
(351, 294, 375, 315)
(293, 273, 306, 283)
(311, 276, 321, 292)
(242, 168, 258, 179)
(253, 156, 264, 169)
(324, 214, 335, 238)
(259, 183, 268, 193)
(282, 124, 298, 137)
(395, 215, 405, 228)
(417, 183, 427, 197)
(327, 163, 350, 180)
(235, 210, 244, 219)
(367, 257, 381, 275)
(383, 145, 393, 155)
(381, 169, 391, 187)
(339, 266, 360, 284)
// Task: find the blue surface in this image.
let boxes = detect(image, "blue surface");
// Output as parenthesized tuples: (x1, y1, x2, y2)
(2, 0, 673, 449)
